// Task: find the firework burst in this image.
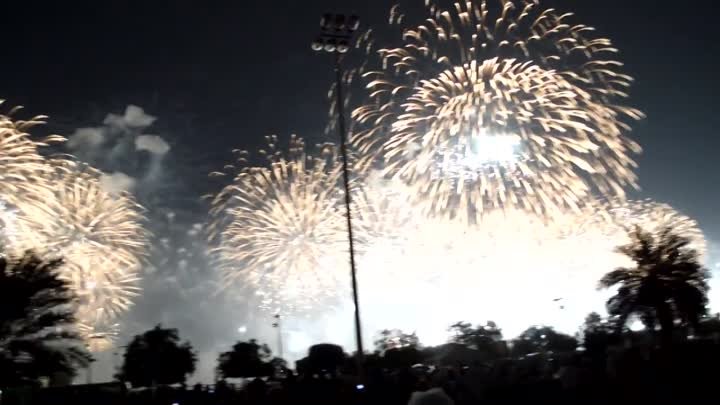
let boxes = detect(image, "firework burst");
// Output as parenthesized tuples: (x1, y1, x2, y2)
(1, 106, 147, 347)
(0, 103, 62, 200)
(0, 103, 65, 248)
(209, 135, 348, 313)
(351, 0, 643, 224)
(76, 306, 121, 353)
(605, 199, 707, 258)
(10, 160, 148, 323)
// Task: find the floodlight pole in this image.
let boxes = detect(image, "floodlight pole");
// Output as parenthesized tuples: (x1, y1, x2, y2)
(312, 14, 365, 371)
(273, 314, 284, 360)
(335, 52, 365, 363)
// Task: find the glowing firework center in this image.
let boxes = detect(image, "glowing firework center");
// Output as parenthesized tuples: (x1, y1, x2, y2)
(462, 132, 521, 167)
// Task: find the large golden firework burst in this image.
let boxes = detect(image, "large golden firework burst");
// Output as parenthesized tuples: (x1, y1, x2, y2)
(1, 105, 148, 348)
(352, 0, 643, 224)
(0, 103, 65, 249)
(0, 103, 62, 200)
(10, 160, 148, 325)
(209, 135, 348, 313)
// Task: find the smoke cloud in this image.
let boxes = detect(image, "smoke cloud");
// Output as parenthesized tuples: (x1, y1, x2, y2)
(66, 104, 238, 384)
(99, 172, 137, 194)
(136, 134, 170, 155)
(103, 105, 157, 129)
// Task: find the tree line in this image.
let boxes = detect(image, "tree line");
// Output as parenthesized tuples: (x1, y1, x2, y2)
(0, 224, 714, 392)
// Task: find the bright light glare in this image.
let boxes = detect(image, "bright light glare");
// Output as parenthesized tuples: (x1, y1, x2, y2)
(464, 133, 520, 165)
(629, 318, 645, 332)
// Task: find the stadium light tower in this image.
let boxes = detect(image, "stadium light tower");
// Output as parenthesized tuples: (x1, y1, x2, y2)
(311, 13, 365, 365)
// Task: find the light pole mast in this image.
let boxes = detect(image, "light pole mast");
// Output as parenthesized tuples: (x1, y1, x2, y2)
(272, 313, 284, 360)
(312, 14, 365, 368)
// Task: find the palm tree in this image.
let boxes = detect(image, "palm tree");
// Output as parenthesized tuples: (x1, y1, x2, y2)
(599, 226, 709, 345)
(0, 251, 91, 386)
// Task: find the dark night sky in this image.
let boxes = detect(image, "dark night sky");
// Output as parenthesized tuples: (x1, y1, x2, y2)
(3, 0, 718, 232)
(2, 0, 719, 380)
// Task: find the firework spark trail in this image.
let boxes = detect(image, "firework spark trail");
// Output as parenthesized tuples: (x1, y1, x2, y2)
(209, 135, 349, 314)
(351, 0, 643, 224)
(0, 103, 63, 201)
(606, 199, 707, 258)
(6, 158, 148, 334)
(32, 162, 147, 319)
(76, 306, 121, 353)
(0, 103, 66, 250)
(1, 106, 150, 349)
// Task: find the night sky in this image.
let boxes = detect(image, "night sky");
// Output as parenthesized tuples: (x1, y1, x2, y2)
(3, 0, 719, 381)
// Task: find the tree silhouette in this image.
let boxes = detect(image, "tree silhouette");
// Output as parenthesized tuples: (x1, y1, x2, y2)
(0, 252, 90, 386)
(296, 343, 346, 375)
(580, 312, 623, 366)
(450, 321, 502, 346)
(374, 329, 419, 352)
(512, 326, 578, 357)
(599, 226, 709, 345)
(448, 321, 505, 360)
(217, 339, 273, 379)
(117, 324, 196, 387)
(697, 314, 720, 341)
(382, 346, 424, 369)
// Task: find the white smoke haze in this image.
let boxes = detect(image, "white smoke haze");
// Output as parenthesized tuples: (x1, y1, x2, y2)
(136, 134, 170, 155)
(100, 172, 137, 194)
(65, 104, 238, 385)
(67, 127, 105, 149)
(707, 239, 720, 315)
(103, 105, 156, 129)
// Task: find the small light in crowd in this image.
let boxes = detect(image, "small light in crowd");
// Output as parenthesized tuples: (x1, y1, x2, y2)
(356, 384, 365, 390)
(629, 319, 645, 332)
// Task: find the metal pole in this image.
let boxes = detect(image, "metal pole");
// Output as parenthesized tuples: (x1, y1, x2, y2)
(274, 314, 284, 360)
(334, 53, 365, 365)
(86, 362, 93, 385)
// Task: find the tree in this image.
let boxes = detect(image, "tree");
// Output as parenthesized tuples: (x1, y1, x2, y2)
(0, 252, 91, 386)
(599, 226, 709, 345)
(217, 339, 273, 379)
(383, 347, 424, 369)
(580, 312, 622, 359)
(374, 329, 419, 352)
(448, 321, 505, 360)
(297, 343, 346, 375)
(696, 314, 720, 341)
(118, 325, 196, 387)
(512, 326, 578, 357)
(449, 321, 502, 348)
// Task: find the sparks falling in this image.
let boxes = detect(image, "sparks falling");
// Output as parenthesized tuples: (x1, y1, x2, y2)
(209, 135, 348, 313)
(18, 161, 148, 323)
(351, 0, 644, 224)
(1, 107, 148, 347)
